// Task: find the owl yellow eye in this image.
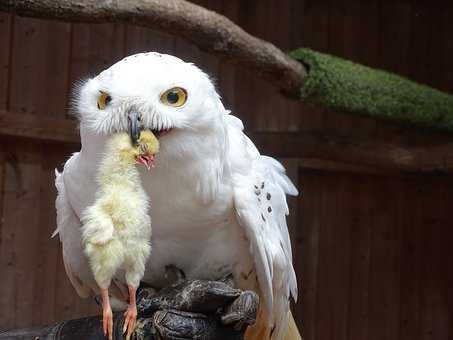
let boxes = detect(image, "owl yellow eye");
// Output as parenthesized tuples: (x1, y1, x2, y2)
(160, 87, 187, 107)
(97, 91, 111, 110)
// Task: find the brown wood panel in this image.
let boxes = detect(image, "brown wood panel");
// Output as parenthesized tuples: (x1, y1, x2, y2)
(346, 176, 372, 340)
(8, 17, 71, 117)
(216, 0, 239, 113)
(124, 25, 175, 56)
(291, 0, 330, 132)
(439, 2, 453, 93)
(299, 170, 453, 340)
(0, 13, 11, 110)
(68, 23, 126, 102)
(417, 177, 452, 340)
(0, 143, 42, 328)
(324, 0, 378, 136)
(232, 0, 300, 132)
(297, 170, 321, 340)
(233, 0, 265, 130)
(368, 180, 402, 340)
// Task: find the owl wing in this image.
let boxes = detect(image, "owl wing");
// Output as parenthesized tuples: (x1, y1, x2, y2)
(228, 115, 298, 339)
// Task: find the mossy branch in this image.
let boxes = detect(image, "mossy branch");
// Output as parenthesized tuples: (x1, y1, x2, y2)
(1, 1, 453, 134)
(290, 48, 453, 133)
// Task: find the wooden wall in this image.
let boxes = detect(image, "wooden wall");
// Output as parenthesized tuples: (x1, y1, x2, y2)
(0, 0, 453, 339)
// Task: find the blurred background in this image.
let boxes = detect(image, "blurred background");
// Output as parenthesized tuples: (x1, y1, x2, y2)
(0, 0, 452, 339)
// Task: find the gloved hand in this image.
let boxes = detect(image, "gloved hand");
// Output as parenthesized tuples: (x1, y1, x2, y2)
(0, 277, 259, 340)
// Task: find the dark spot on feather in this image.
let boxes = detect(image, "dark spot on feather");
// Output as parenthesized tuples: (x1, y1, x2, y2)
(268, 206, 272, 213)
(261, 182, 265, 189)
(267, 193, 271, 200)
(254, 185, 258, 189)
(270, 325, 276, 337)
(261, 213, 266, 222)
(255, 189, 261, 195)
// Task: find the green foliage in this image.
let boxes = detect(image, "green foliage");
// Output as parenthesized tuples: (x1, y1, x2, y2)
(290, 48, 453, 133)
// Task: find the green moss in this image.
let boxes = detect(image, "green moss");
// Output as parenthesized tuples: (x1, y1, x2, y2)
(289, 48, 453, 133)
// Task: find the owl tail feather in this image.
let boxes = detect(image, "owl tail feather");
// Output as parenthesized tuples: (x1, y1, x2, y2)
(285, 312, 302, 340)
(245, 310, 302, 340)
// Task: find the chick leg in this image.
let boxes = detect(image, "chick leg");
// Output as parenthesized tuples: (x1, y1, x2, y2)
(123, 285, 137, 340)
(101, 288, 113, 340)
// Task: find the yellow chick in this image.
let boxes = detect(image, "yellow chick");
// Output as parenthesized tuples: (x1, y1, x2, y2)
(81, 130, 159, 340)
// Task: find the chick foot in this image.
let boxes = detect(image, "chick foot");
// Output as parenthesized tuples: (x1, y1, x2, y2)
(123, 285, 137, 340)
(101, 289, 113, 340)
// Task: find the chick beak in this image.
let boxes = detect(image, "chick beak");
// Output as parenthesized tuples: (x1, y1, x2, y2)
(128, 109, 142, 145)
(136, 154, 155, 170)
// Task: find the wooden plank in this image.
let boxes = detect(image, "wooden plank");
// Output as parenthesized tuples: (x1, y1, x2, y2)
(0, 110, 80, 144)
(232, 0, 262, 130)
(243, 0, 297, 133)
(171, 1, 221, 88)
(0, 142, 42, 328)
(325, 0, 378, 137)
(417, 176, 452, 340)
(368, 177, 402, 340)
(0, 12, 11, 110)
(346, 175, 372, 340)
(326, 2, 379, 336)
(68, 22, 126, 99)
(8, 17, 71, 117)
(4, 29, 71, 329)
(2, 110, 453, 174)
(439, 2, 453, 94)
(217, 0, 239, 114)
(298, 169, 322, 340)
(0, 14, 9, 323)
(124, 24, 175, 56)
(291, 0, 330, 132)
(171, 0, 222, 80)
(314, 170, 338, 340)
(6, 15, 72, 327)
(332, 174, 352, 340)
(33, 146, 66, 325)
(192, 0, 222, 83)
(249, 130, 453, 173)
(0, 146, 17, 329)
(399, 176, 422, 340)
(298, 169, 453, 340)
(0, 143, 8, 328)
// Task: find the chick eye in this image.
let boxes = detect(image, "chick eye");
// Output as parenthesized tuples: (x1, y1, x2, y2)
(160, 87, 187, 107)
(97, 91, 112, 110)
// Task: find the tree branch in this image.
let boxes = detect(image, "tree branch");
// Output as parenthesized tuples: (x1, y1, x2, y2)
(0, 0, 306, 98)
(290, 49, 453, 134)
(1, 1, 453, 134)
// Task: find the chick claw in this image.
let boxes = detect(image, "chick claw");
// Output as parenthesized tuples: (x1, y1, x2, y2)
(102, 304, 113, 340)
(123, 304, 137, 340)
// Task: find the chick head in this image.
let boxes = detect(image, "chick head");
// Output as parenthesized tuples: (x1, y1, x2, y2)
(112, 130, 159, 170)
(135, 130, 160, 170)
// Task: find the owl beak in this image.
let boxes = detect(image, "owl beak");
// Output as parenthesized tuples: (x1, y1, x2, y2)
(128, 109, 142, 145)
